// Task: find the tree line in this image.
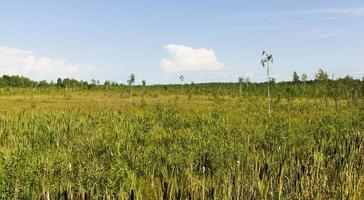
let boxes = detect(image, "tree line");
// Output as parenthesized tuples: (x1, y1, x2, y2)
(0, 69, 362, 100)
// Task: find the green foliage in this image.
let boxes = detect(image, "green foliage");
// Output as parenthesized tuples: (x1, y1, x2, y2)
(127, 74, 135, 86)
(293, 71, 300, 82)
(261, 50, 274, 116)
(0, 85, 362, 199)
(0, 72, 362, 198)
(0, 75, 34, 87)
(315, 68, 329, 81)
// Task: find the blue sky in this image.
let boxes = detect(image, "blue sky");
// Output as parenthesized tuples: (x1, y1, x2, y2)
(0, 0, 363, 84)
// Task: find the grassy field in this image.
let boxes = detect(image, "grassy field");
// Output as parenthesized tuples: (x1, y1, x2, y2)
(0, 89, 363, 199)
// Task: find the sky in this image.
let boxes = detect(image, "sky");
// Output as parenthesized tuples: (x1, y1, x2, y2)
(0, 0, 363, 84)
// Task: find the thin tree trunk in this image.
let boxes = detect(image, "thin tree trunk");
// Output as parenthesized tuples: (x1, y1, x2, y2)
(267, 64, 271, 116)
(268, 84, 271, 116)
(239, 82, 242, 96)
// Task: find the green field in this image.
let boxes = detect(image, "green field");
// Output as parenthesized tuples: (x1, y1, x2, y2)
(0, 80, 363, 199)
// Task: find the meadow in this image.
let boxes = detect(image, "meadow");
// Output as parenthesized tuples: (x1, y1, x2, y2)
(0, 78, 363, 199)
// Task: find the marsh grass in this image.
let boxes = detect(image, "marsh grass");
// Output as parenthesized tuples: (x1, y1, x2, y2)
(0, 89, 362, 199)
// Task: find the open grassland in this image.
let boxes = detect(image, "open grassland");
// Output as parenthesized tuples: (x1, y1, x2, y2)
(0, 90, 363, 199)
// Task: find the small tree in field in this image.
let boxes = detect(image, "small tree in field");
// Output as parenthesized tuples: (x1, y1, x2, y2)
(293, 71, 300, 82)
(245, 77, 250, 92)
(238, 77, 244, 96)
(141, 80, 146, 95)
(315, 69, 330, 104)
(238, 77, 250, 96)
(179, 75, 184, 93)
(141, 80, 146, 88)
(127, 73, 135, 97)
(301, 73, 307, 90)
(261, 51, 273, 116)
(315, 69, 329, 82)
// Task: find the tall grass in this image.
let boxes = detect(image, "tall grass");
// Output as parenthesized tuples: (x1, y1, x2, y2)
(0, 89, 362, 199)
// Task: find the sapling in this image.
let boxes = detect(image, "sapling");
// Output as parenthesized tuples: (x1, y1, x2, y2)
(179, 75, 184, 93)
(261, 51, 273, 116)
(238, 77, 249, 96)
(127, 73, 135, 97)
(293, 71, 300, 82)
(142, 80, 146, 96)
(238, 77, 243, 96)
(245, 77, 250, 92)
(301, 73, 307, 91)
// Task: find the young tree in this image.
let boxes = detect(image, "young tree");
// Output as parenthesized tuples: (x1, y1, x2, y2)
(261, 50, 274, 116)
(245, 77, 250, 92)
(127, 73, 135, 97)
(179, 75, 184, 93)
(315, 69, 329, 102)
(301, 73, 307, 82)
(293, 71, 300, 82)
(56, 78, 63, 88)
(238, 77, 249, 95)
(315, 69, 329, 81)
(104, 80, 111, 89)
(238, 77, 244, 96)
(91, 79, 96, 85)
(301, 73, 307, 90)
(141, 80, 146, 95)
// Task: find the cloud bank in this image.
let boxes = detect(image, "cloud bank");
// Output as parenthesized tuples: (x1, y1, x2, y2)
(161, 44, 224, 72)
(0, 46, 94, 80)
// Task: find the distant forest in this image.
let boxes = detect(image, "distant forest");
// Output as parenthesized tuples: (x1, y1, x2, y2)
(0, 69, 363, 100)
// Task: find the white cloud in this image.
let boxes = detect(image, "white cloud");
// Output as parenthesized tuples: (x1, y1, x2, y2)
(161, 44, 224, 72)
(0, 46, 94, 80)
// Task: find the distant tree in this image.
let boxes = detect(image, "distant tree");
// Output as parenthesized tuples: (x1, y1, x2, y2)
(261, 50, 274, 116)
(91, 79, 96, 87)
(293, 71, 300, 82)
(179, 75, 185, 93)
(342, 75, 353, 81)
(104, 80, 111, 89)
(301, 73, 307, 82)
(238, 77, 249, 96)
(63, 78, 71, 88)
(238, 77, 244, 96)
(142, 80, 146, 95)
(81, 80, 89, 88)
(57, 78, 63, 87)
(111, 81, 119, 87)
(315, 69, 329, 81)
(315, 69, 330, 101)
(127, 73, 135, 97)
(245, 77, 250, 92)
(301, 73, 308, 90)
(38, 80, 48, 87)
